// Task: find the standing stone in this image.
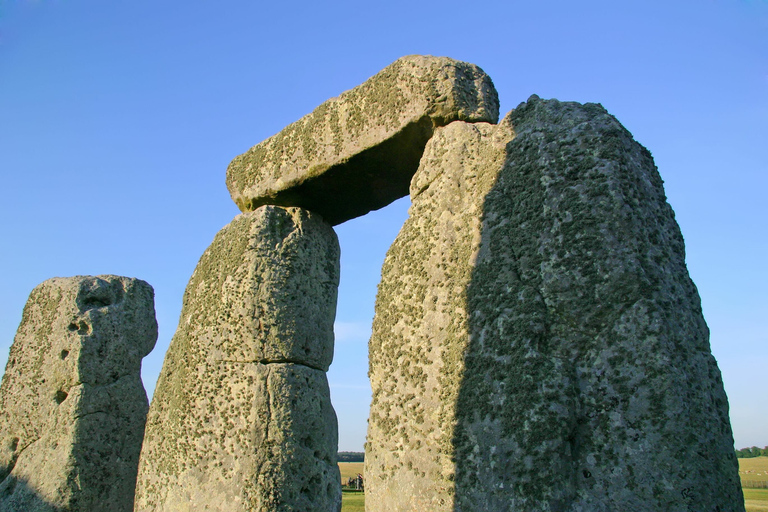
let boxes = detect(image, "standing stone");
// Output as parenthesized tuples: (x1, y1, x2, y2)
(0, 275, 158, 512)
(367, 96, 743, 511)
(226, 55, 499, 225)
(134, 206, 341, 512)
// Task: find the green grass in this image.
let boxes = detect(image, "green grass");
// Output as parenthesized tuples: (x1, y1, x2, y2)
(342, 490, 365, 512)
(744, 489, 768, 499)
(744, 489, 768, 512)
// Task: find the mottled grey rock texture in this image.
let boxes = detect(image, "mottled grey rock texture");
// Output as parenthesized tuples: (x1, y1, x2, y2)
(226, 55, 499, 225)
(134, 206, 341, 512)
(366, 96, 743, 511)
(0, 275, 157, 512)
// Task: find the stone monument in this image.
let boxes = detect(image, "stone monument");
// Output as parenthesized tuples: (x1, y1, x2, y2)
(0, 275, 157, 512)
(136, 54, 498, 512)
(134, 207, 342, 511)
(366, 95, 743, 511)
(135, 55, 743, 511)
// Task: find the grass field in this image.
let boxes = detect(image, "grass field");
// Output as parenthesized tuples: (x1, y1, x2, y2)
(339, 462, 365, 511)
(740, 458, 768, 512)
(339, 462, 364, 481)
(745, 489, 768, 512)
(740, 457, 768, 483)
(341, 490, 365, 512)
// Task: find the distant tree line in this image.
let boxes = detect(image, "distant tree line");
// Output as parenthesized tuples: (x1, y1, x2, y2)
(338, 451, 365, 462)
(736, 446, 768, 458)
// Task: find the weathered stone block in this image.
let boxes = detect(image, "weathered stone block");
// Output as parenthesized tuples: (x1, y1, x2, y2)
(366, 96, 743, 511)
(226, 55, 499, 225)
(0, 275, 157, 512)
(134, 206, 341, 512)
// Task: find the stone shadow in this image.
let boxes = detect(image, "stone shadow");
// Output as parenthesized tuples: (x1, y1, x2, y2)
(452, 97, 743, 511)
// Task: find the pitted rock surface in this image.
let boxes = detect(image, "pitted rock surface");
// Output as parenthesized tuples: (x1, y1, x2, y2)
(0, 275, 157, 512)
(226, 55, 499, 225)
(134, 206, 341, 512)
(366, 96, 743, 511)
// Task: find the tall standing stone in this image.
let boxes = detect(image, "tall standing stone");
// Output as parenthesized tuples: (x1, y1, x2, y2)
(226, 55, 499, 225)
(367, 96, 743, 511)
(0, 275, 158, 512)
(134, 206, 341, 512)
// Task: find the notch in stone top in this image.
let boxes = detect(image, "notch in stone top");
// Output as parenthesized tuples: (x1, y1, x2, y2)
(226, 55, 500, 225)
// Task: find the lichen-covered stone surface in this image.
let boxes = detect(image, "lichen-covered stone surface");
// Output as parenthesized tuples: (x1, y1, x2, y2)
(0, 275, 157, 512)
(226, 55, 499, 225)
(134, 206, 341, 512)
(366, 96, 743, 511)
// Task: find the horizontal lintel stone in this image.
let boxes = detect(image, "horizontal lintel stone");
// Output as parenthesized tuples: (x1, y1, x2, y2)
(226, 55, 499, 225)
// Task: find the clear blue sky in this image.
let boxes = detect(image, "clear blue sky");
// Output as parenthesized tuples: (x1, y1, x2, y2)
(1, 0, 765, 453)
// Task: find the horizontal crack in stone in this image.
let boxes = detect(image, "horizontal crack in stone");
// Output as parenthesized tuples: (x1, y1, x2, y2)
(217, 359, 326, 372)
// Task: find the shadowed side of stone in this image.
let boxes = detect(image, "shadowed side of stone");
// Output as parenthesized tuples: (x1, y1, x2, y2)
(461, 96, 743, 511)
(0, 275, 157, 512)
(134, 206, 341, 512)
(226, 55, 499, 225)
(366, 96, 743, 511)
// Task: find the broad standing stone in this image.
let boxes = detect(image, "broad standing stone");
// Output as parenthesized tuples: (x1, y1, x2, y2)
(134, 206, 341, 512)
(0, 275, 158, 512)
(226, 55, 499, 225)
(367, 96, 743, 511)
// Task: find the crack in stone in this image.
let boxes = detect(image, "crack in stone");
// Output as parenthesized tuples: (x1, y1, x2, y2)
(73, 411, 108, 420)
(217, 359, 326, 373)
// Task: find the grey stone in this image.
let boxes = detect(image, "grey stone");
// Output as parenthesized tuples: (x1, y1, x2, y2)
(226, 55, 499, 225)
(134, 206, 341, 512)
(366, 96, 743, 511)
(0, 275, 157, 512)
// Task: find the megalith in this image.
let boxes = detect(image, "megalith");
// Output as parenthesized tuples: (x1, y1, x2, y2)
(226, 55, 499, 225)
(0, 275, 158, 512)
(135, 54, 741, 511)
(366, 96, 743, 511)
(134, 206, 342, 512)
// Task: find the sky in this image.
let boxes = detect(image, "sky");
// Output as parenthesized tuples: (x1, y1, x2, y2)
(0, 0, 766, 453)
